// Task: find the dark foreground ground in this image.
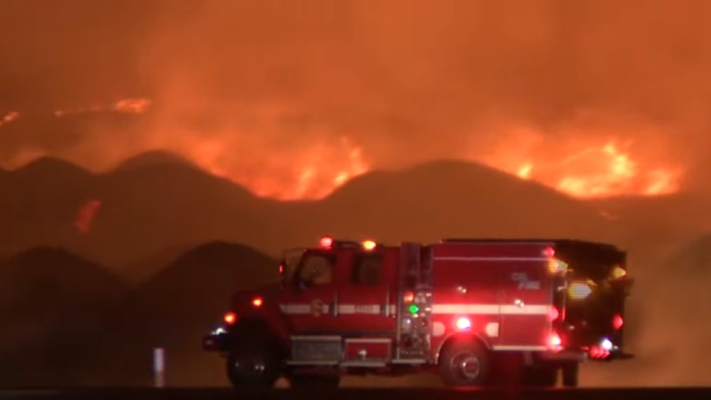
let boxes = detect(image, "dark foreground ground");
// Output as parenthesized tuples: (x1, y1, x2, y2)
(3, 387, 711, 400)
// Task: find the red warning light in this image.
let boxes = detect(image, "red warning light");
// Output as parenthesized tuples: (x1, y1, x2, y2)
(612, 314, 624, 330)
(224, 312, 237, 325)
(543, 247, 556, 258)
(547, 306, 560, 321)
(320, 236, 333, 248)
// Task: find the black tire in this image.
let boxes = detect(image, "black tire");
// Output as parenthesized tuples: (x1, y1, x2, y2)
(225, 331, 281, 389)
(561, 361, 579, 388)
(289, 374, 340, 389)
(521, 365, 558, 387)
(438, 338, 490, 387)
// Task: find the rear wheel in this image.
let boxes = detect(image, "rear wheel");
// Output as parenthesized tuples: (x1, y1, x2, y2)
(521, 365, 557, 387)
(561, 361, 579, 387)
(439, 339, 490, 387)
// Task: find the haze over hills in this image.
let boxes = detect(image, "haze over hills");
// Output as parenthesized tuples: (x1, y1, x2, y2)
(0, 247, 139, 386)
(121, 242, 198, 284)
(0, 242, 281, 387)
(134, 241, 279, 386)
(2, 231, 711, 387)
(0, 150, 640, 271)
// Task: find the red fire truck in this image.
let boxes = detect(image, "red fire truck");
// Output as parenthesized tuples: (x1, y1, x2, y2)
(202, 237, 634, 389)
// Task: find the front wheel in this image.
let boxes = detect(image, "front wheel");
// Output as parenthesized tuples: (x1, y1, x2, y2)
(226, 339, 281, 389)
(439, 339, 491, 387)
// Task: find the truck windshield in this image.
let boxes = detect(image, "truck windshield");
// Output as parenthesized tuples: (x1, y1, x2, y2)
(281, 248, 305, 282)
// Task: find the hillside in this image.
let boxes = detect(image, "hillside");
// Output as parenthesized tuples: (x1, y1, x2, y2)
(591, 194, 711, 245)
(0, 247, 144, 387)
(317, 160, 620, 245)
(120, 242, 199, 284)
(134, 241, 279, 386)
(112, 150, 198, 172)
(0, 151, 628, 276)
(662, 233, 711, 275)
(0, 152, 279, 269)
(0, 157, 96, 256)
(139, 241, 278, 324)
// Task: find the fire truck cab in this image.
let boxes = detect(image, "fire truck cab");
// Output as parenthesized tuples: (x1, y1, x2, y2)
(202, 237, 634, 389)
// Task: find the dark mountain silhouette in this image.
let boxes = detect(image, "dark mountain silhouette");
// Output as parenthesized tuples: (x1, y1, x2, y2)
(83, 160, 277, 268)
(663, 232, 711, 275)
(591, 194, 711, 245)
(0, 157, 96, 258)
(139, 241, 278, 325)
(113, 150, 198, 172)
(316, 160, 619, 246)
(1, 151, 625, 277)
(133, 241, 279, 386)
(9, 156, 93, 182)
(120, 242, 199, 284)
(0, 246, 146, 387)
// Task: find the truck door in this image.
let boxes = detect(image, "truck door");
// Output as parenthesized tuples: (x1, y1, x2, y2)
(498, 261, 551, 350)
(279, 250, 348, 334)
(337, 249, 398, 336)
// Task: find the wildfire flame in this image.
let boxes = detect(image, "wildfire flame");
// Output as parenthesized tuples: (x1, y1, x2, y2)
(510, 142, 681, 198)
(54, 98, 152, 117)
(74, 200, 102, 234)
(0, 98, 685, 201)
(192, 136, 370, 200)
(0, 111, 20, 128)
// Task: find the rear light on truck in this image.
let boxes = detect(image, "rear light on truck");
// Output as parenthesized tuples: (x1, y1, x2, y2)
(610, 265, 627, 280)
(320, 236, 333, 248)
(224, 312, 237, 325)
(547, 332, 563, 351)
(612, 314, 624, 330)
(548, 259, 568, 274)
(568, 282, 593, 300)
(547, 306, 560, 321)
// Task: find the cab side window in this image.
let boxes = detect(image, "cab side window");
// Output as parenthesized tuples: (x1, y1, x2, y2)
(297, 253, 336, 287)
(351, 253, 384, 286)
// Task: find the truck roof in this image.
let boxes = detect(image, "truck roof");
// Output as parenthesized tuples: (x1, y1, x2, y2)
(439, 238, 624, 252)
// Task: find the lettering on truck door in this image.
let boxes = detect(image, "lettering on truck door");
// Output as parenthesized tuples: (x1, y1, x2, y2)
(498, 261, 550, 350)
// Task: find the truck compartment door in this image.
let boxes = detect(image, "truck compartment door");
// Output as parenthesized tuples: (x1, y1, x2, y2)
(498, 261, 551, 350)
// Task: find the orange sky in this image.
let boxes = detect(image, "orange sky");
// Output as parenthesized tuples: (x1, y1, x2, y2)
(0, 0, 707, 200)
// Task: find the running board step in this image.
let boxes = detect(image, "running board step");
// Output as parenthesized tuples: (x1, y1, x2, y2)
(286, 360, 339, 366)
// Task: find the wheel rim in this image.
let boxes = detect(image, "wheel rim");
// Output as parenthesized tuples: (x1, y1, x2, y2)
(232, 355, 266, 377)
(449, 350, 481, 381)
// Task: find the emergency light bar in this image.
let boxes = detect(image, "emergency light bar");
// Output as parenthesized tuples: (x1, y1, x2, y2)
(319, 236, 383, 251)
